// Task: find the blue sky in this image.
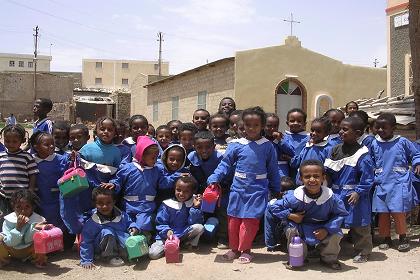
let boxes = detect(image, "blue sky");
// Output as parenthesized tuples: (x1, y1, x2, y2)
(0, 0, 387, 74)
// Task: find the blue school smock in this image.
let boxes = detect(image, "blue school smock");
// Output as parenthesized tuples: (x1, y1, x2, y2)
(110, 162, 172, 231)
(328, 134, 343, 147)
(324, 146, 374, 227)
(0, 142, 4, 152)
(33, 118, 53, 134)
(34, 153, 70, 228)
(267, 184, 348, 246)
(116, 143, 132, 166)
(358, 133, 375, 150)
(80, 208, 137, 265)
(371, 135, 420, 213)
(290, 139, 333, 184)
(271, 139, 291, 178)
(155, 197, 203, 240)
(281, 131, 310, 157)
(207, 137, 280, 219)
(412, 141, 420, 202)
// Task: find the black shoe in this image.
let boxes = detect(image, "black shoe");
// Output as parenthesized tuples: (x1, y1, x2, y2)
(397, 237, 410, 252)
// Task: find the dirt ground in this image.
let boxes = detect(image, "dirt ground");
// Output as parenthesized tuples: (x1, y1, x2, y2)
(2, 230, 419, 280)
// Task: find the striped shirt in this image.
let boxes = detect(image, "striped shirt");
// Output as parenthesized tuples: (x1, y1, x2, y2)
(0, 150, 39, 198)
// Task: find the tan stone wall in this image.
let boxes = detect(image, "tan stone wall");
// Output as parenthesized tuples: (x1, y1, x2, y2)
(130, 74, 149, 116)
(82, 59, 169, 89)
(143, 60, 234, 126)
(0, 54, 51, 72)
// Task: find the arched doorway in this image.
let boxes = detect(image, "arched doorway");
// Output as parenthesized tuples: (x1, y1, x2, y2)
(315, 94, 333, 117)
(275, 78, 307, 131)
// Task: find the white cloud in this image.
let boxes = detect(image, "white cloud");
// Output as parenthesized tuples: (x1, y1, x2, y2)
(165, 0, 256, 25)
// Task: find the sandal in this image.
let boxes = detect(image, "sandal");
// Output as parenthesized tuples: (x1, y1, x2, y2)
(222, 250, 240, 261)
(238, 252, 253, 264)
(397, 241, 410, 252)
(353, 254, 368, 263)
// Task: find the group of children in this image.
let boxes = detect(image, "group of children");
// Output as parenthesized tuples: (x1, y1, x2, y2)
(0, 97, 419, 271)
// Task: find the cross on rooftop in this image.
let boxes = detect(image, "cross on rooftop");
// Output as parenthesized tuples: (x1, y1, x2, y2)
(283, 13, 301, 36)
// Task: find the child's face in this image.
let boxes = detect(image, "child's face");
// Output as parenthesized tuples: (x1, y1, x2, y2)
(4, 131, 24, 153)
(96, 119, 116, 144)
(175, 181, 193, 203)
(300, 165, 325, 195)
(287, 112, 306, 133)
(210, 117, 228, 139)
(237, 120, 246, 138)
(95, 194, 115, 217)
(219, 99, 235, 115)
(53, 129, 69, 150)
(166, 148, 184, 172)
(114, 126, 127, 144)
(375, 119, 395, 140)
(33, 99, 48, 118)
(193, 111, 209, 131)
(179, 130, 194, 151)
(310, 121, 328, 144)
(328, 111, 344, 134)
(35, 135, 55, 159)
(195, 138, 215, 160)
(168, 122, 181, 141)
(339, 121, 360, 144)
(156, 129, 171, 149)
(131, 119, 148, 141)
(265, 117, 279, 138)
(229, 114, 240, 132)
(142, 145, 159, 167)
(243, 114, 262, 141)
(14, 198, 34, 217)
(69, 129, 89, 151)
(346, 103, 358, 115)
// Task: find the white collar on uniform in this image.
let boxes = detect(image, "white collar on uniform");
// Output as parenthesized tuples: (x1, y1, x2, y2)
(285, 130, 309, 136)
(34, 153, 56, 163)
(132, 161, 154, 171)
(375, 135, 400, 143)
(124, 137, 136, 145)
(324, 146, 369, 171)
(91, 208, 123, 224)
(306, 138, 329, 148)
(80, 158, 118, 175)
(357, 133, 369, 145)
(163, 197, 194, 210)
(230, 137, 269, 145)
(293, 183, 332, 205)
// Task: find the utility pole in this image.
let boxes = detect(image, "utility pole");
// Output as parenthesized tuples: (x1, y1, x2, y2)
(373, 58, 379, 67)
(283, 13, 300, 36)
(157, 31, 164, 77)
(33, 25, 39, 101)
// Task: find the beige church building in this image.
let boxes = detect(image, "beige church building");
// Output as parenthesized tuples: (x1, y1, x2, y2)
(133, 36, 386, 130)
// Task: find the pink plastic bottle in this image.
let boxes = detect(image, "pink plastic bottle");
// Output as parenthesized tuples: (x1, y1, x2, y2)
(164, 234, 180, 263)
(33, 226, 64, 254)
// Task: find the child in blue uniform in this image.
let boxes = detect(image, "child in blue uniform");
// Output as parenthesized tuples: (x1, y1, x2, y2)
(52, 121, 70, 155)
(218, 97, 236, 118)
(349, 110, 375, 149)
(324, 117, 374, 263)
(32, 98, 53, 135)
(115, 120, 132, 165)
(80, 187, 139, 269)
(209, 114, 229, 154)
(265, 113, 293, 178)
(208, 106, 280, 264)
(167, 120, 182, 144)
(345, 101, 359, 116)
(121, 115, 149, 159)
(324, 109, 345, 146)
(192, 109, 210, 131)
(30, 131, 75, 249)
(265, 160, 348, 270)
(370, 113, 420, 252)
(68, 124, 90, 152)
(156, 125, 172, 156)
(188, 130, 233, 248)
(155, 144, 189, 207)
(149, 176, 204, 260)
(104, 136, 171, 240)
(290, 116, 333, 184)
(178, 122, 198, 161)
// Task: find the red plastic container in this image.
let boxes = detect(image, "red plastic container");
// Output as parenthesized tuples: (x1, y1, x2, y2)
(164, 234, 180, 263)
(33, 226, 64, 254)
(201, 184, 221, 213)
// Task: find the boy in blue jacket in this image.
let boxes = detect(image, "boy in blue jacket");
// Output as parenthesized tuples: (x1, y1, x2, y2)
(149, 176, 204, 260)
(265, 160, 348, 270)
(80, 188, 139, 269)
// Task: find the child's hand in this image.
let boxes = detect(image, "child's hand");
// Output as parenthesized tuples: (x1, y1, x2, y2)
(313, 228, 328, 241)
(81, 263, 97, 270)
(100, 183, 115, 190)
(273, 131, 283, 141)
(34, 222, 49, 230)
(129, 228, 139, 236)
(16, 215, 29, 231)
(193, 194, 202, 208)
(288, 212, 305, 224)
(415, 165, 420, 176)
(70, 150, 78, 162)
(167, 230, 174, 238)
(348, 192, 360, 205)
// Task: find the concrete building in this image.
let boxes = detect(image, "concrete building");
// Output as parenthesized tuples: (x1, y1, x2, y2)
(386, 0, 410, 97)
(0, 53, 51, 72)
(138, 37, 386, 130)
(82, 59, 169, 90)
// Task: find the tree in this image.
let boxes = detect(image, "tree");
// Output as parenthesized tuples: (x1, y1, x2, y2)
(409, 0, 420, 139)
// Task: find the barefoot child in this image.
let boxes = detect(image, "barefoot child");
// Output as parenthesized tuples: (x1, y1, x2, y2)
(208, 106, 280, 263)
(149, 176, 204, 259)
(0, 190, 49, 268)
(265, 160, 348, 270)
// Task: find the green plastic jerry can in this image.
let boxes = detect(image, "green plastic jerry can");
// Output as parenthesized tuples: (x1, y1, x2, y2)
(57, 167, 89, 198)
(125, 235, 149, 260)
